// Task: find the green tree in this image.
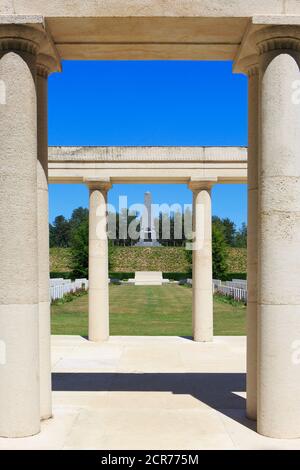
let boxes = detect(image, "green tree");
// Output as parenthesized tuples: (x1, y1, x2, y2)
(212, 224, 228, 279)
(70, 207, 89, 233)
(222, 217, 236, 246)
(49, 223, 56, 248)
(212, 216, 236, 246)
(185, 246, 192, 275)
(234, 222, 247, 248)
(70, 219, 89, 278)
(50, 215, 71, 247)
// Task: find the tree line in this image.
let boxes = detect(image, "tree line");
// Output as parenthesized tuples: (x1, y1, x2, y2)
(50, 207, 247, 279)
(50, 207, 247, 249)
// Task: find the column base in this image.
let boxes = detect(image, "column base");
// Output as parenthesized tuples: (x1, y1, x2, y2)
(246, 300, 257, 421)
(0, 304, 40, 438)
(193, 338, 214, 343)
(246, 410, 257, 421)
(258, 304, 300, 439)
(39, 301, 52, 421)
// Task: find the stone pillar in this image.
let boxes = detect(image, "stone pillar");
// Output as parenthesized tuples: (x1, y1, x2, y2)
(254, 26, 300, 438)
(189, 178, 216, 342)
(0, 25, 45, 437)
(36, 54, 58, 421)
(85, 178, 112, 342)
(238, 57, 260, 421)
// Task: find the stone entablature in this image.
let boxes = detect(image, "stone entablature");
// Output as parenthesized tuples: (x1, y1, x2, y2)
(48, 146, 247, 185)
(3, 6, 300, 62)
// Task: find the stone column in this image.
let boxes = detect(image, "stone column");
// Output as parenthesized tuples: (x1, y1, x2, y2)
(189, 178, 216, 342)
(0, 25, 45, 438)
(254, 26, 300, 438)
(238, 56, 260, 421)
(85, 178, 112, 342)
(36, 54, 58, 421)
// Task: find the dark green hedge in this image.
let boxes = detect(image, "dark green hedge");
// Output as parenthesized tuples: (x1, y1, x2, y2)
(50, 271, 74, 280)
(221, 272, 247, 281)
(110, 272, 191, 281)
(163, 272, 191, 281)
(50, 271, 247, 282)
(109, 272, 135, 281)
(52, 271, 224, 282)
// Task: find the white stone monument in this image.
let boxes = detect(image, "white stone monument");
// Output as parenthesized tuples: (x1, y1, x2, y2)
(136, 191, 161, 246)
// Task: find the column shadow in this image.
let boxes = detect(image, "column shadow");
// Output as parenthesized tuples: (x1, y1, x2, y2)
(52, 372, 255, 431)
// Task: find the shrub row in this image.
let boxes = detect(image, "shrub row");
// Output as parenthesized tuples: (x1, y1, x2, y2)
(221, 272, 247, 281)
(50, 271, 246, 282)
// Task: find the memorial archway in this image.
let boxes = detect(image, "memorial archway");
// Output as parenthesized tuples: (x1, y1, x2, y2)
(48, 146, 247, 342)
(1, 2, 300, 440)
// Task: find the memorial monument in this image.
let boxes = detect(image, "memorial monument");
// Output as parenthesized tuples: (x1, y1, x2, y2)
(136, 191, 161, 247)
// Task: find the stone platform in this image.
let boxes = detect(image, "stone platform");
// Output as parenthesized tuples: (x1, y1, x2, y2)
(1, 335, 300, 450)
(131, 271, 165, 286)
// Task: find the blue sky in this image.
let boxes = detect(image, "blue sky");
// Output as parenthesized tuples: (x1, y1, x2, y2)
(48, 60, 248, 228)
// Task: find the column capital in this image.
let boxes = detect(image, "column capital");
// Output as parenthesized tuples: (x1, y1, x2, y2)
(252, 26, 300, 55)
(0, 24, 45, 55)
(37, 54, 60, 78)
(234, 24, 300, 74)
(234, 54, 260, 77)
(84, 177, 112, 192)
(0, 19, 62, 71)
(188, 177, 217, 192)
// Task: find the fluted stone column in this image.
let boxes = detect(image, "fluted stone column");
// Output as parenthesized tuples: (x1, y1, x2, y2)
(86, 178, 112, 342)
(239, 56, 260, 421)
(254, 26, 300, 438)
(189, 178, 216, 342)
(37, 54, 58, 421)
(0, 25, 45, 438)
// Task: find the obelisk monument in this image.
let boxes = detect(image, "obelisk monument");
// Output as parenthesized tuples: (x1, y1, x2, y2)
(136, 191, 160, 246)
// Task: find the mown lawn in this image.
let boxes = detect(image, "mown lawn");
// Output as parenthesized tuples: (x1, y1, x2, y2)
(51, 284, 246, 336)
(51, 284, 246, 337)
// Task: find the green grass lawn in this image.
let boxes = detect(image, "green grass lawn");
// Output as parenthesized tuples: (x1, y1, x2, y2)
(51, 284, 246, 336)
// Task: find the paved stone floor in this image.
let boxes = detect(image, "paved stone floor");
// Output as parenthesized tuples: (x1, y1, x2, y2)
(1, 335, 300, 450)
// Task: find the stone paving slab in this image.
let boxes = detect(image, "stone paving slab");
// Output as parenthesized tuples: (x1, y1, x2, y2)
(1, 335, 300, 450)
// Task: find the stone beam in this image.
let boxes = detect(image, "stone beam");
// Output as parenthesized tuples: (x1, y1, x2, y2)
(48, 146, 248, 185)
(1, 3, 299, 60)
